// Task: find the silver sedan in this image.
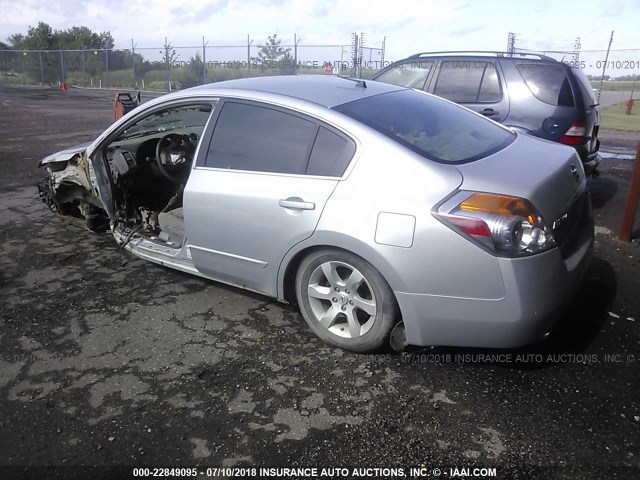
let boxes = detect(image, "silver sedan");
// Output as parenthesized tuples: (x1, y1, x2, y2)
(39, 75, 594, 352)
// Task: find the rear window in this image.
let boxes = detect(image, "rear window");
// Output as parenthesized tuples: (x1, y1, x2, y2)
(571, 67, 598, 107)
(516, 63, 575, 107)
(333, 89, 515, 164)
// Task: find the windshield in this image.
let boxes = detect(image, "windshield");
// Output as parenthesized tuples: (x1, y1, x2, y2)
(333, 89, 515, 163)
(118, 106, 212, 140)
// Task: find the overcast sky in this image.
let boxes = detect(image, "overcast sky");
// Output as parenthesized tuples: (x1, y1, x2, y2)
(0, 0, 638, 75)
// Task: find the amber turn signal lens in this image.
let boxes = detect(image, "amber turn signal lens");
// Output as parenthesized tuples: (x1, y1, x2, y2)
(460, 193, 536, 225)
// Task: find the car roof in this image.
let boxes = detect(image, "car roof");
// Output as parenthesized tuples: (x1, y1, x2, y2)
(187, 75, 405, 108)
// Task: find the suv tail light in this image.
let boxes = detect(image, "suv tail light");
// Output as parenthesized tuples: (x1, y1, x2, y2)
(435, 192, 556, 257)
(560, 122, 587, 145)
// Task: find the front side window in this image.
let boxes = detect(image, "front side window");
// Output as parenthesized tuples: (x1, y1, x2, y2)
(205, 102, 317, 174)
(433, 61, 502, 103)
(334, 89, 514, 164)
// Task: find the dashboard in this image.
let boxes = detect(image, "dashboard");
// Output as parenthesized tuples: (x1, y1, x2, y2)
(106, 128, 201, 180)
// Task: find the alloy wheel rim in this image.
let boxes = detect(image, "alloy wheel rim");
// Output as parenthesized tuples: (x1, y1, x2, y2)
(307, 261, 377, 338)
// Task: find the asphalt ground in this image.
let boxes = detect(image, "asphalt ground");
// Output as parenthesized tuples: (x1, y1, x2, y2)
(0, 86, 639, 480)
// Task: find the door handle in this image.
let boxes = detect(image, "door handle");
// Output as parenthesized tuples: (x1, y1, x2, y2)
(279, 198, 315, 210)
(481, 108, 500, 117)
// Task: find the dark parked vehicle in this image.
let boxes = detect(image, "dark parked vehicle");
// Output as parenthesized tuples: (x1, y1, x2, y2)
(372, 51, 600, 176)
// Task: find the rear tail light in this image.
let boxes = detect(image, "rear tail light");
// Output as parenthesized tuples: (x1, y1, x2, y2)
(435, 192, 556, 257)
(560, 122, 587, 145)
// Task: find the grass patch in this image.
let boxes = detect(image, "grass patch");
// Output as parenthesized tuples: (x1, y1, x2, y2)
(590, 80, 638, 91)
(600, 102, 640, 132)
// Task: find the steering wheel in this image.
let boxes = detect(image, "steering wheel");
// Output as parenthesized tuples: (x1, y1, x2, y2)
(155, 133, 195, 183)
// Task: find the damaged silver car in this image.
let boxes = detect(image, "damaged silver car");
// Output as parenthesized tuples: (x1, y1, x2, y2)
(39, 75, 594, 352)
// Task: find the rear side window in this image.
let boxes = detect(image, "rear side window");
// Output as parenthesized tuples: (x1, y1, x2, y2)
(433, 61, 502, 103)
(307, 127, 356, 177)
(374, 61, 434, 90)
(334, 89, 515, 164)
(516, 63, 575, 107)
(205, 102, 316, 174)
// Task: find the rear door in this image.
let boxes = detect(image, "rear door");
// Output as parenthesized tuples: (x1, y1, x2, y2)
(184, 100, 356, 297)
(427, 58, 510, 122)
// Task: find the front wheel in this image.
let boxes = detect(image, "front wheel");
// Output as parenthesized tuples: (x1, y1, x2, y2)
(295, 249, 398, 352)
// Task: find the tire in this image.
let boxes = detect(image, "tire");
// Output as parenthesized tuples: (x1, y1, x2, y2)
(83, 204, 109, 232)
(295, 249, 398, 352)
(86, 213, 109, 233)
(55, 201, 76, 216)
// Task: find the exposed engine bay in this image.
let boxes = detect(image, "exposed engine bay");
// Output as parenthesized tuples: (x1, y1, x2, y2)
(38, 148, 110, 232)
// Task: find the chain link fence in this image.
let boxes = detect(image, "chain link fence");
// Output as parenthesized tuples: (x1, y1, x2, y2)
(0, 36, 385, 91)
(7, 37, 633, 93)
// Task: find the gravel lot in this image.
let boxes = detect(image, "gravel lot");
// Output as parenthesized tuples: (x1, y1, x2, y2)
(0, 86, 639, 480)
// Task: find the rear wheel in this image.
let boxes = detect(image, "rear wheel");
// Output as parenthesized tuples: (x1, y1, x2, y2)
(295, 249, 398, 352)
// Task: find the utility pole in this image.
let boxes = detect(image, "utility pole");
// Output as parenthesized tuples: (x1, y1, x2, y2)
(573, 36, 581, 63)
(105, 47, 110, 89)
(21, 51, 26, 85)
(507, 32, 516, 55)
(38, 47, 44, 86)
(294, 34, 300, 73)
(202, 36, 208, 84)
(59, 43, 65, 84)
(164, 37, 170, 91)
(351, 33, 358, 78)
(381, 36, 386, 68)
(359, 32, 365, 76)
(81, 45, 86, 87)
(131, 38, 137, 88)
(597, 30, 615, 105)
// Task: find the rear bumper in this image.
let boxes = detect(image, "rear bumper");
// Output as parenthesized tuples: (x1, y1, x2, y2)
(575, 143, 600, 176)
(396, 232, 594, 349)
(582, 152, 601, 176)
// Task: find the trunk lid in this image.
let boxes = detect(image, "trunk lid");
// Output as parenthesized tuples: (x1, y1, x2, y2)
(455, 133, 587, 225)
